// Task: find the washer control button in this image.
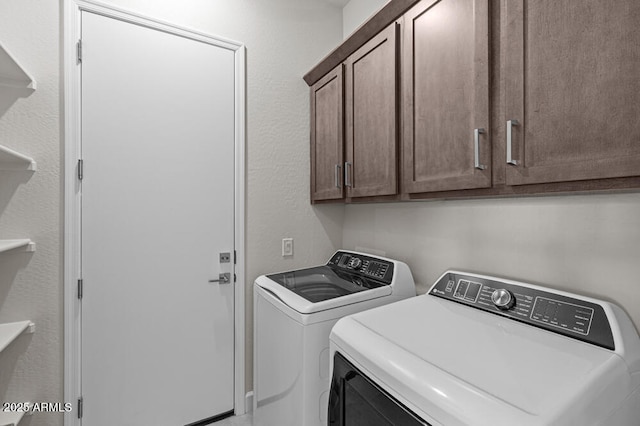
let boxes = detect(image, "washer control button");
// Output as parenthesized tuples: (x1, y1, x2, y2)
(491, 289, 515, 310)
(348, 257, 362, 269)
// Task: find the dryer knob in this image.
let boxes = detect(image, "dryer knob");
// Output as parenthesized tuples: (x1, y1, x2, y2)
(491, 289, 515, 310)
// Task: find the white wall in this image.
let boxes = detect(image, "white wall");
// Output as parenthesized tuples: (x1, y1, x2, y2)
(343, 0, 389, 38)
(343, 194, 640, 328)
(0, 1, 344, 425)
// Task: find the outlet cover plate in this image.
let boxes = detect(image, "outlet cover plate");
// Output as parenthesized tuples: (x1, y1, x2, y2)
(282, 238, 293, 257)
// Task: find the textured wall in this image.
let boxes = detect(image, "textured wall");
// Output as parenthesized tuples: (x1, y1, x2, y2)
(343, 194, 640, 331)
(343, 0, 389, 38)
(0, 0, 63, 425)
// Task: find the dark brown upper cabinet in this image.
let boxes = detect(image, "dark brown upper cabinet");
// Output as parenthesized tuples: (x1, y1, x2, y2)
(503, 0, 640, 186)
(310, 65, 344, 202)
(402, 0, 491, 193)
(344, 22, 399, 199)
(306, 0, 640, 203)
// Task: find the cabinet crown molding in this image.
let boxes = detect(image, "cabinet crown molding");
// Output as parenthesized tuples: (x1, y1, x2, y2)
(303, 0, 421, 86)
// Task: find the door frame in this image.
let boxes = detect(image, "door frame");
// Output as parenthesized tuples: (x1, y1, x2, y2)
(63, 1, 247, 424)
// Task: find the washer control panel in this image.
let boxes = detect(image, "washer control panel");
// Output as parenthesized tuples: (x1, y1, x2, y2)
(429, 272, 615, 350)
(328, 251, 394, 284)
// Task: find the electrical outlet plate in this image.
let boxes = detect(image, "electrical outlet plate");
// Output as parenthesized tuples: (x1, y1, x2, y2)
(282, 238, 293, 257)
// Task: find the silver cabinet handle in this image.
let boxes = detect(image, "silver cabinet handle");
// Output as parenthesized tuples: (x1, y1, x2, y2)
(474, 128, 486, 170)
(344, 162, 352, 187)
(334, 164, 341, 188)
(209, 273, 231, 284)
(507, 119, 519, 165)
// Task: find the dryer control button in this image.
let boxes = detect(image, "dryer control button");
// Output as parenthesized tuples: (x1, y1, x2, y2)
(491, 289, 515, 310)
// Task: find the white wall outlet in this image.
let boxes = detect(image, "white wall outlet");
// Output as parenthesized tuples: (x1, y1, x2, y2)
(282, 238, 293, 257)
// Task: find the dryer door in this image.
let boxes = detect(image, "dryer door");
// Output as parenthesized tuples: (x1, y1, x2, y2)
(328, 352, 429, 426)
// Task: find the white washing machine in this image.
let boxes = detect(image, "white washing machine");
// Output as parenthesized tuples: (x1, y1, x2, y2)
(329, 270, 640, 425)
(253, 250, 416, 426)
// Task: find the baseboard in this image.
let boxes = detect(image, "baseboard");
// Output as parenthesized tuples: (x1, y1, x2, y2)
(245, 391, 253, 413)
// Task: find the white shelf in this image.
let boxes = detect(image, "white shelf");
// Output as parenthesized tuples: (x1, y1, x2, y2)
(0, 411, 26, 426)
(0, 410, 26, 426)
(0, 145, 36, 171)
(0, 239, 36, 254)
(0, 41, 36, 424)
(0, 42, 35, 93)
(0, 321, 35, 354)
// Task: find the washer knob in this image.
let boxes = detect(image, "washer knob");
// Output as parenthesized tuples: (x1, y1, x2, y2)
(491, 289, 515, 310)
(348, 257, 362, 269)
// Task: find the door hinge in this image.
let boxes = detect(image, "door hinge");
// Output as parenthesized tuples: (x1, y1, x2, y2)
(77, 396, 83, 419)
(233, 250, 237, 265)
(77, 159, 84, 180)
(76, 40, 82, 64)
(77, 279, 83, 300)
(234, 273, 237, 283)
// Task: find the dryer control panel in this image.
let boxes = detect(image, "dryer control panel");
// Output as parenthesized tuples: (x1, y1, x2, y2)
(429, 272, 615, 350)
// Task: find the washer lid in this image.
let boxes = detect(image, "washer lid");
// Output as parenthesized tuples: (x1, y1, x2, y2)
(331, 295, 632, 426)
(256, 268, 392, 314)
(267, 265, 389, 302)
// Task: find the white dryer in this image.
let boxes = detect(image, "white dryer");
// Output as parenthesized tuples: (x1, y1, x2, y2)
(253, 250, 416, 426)
(329, 271, 640, 425)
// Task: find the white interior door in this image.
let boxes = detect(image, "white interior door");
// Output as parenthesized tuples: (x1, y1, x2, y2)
(80, 11, 235, 425)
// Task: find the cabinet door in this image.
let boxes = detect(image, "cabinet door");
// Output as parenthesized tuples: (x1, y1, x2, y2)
(402, 0, 490, 194)
(310, 65, 344, 201)
(504, 0, 640, 186)
(345, 23, 398, 198)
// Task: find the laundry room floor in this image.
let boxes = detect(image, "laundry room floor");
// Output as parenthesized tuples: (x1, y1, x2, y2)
(215, 413, 253, 425)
